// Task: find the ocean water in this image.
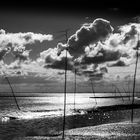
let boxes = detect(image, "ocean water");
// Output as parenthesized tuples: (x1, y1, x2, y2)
(0, 93, 134, 120)
(0, 93, 140, 140)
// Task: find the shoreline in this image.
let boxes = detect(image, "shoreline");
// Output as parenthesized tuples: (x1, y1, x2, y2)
(1, 102, 140, 120)
(0, 104, 140, 140)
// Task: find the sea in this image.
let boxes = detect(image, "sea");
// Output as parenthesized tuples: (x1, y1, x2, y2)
(0, 92, 136, 120)
(0, 93, 140, 140)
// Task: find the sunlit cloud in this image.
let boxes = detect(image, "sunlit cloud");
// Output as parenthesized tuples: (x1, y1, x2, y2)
(58, 18, 113, 58)
(35, 19, 140, 82)
(0, 29, 53, 61)
(37, 48, 74, 70)
(1, 19, 140, 84)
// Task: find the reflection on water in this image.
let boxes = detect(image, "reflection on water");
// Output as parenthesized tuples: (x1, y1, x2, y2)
(0, 93, 136, 119)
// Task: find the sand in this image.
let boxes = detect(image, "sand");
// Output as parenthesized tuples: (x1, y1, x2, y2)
(12, 122, 140, 140)
(1, 105, 140, 140)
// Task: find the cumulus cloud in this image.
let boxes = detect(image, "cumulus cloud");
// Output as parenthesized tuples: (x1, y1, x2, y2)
(0, 47, 11, 60)
(76, 22, 140, 67)
(58, 18, 113, 57)
(0, 30, 53, 47)
(12, 47, 31, 62)
(36, 18, 140, 82)
(7, 60, 21, 69)
(37, 48, 74, 70)
(0, 29, 53, 61)
(0, 29, 6, 34)
(35, 18, 113, 79)
(69, 21, 140, 81)
(2, 18, 140, 83)
(75, 42, 121, 65)
(37, 19, 140, 75)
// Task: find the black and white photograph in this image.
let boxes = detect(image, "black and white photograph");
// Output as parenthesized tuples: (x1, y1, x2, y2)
(0, 2, 140, 140)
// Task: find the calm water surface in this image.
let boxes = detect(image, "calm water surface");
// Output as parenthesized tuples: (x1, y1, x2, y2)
(0, 93, 136, 119)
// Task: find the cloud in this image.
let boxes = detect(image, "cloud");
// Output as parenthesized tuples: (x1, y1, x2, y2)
(0, 29, 54, 79)
(37, 48, 74, 70)
(132, 16, 140, 23)
(107, 59, 127, 67)
(0, 29, 6, 34)
(0, 30, 53, 46)
(122, 25, 137, 44)
(45, 57, 73, 70)
(0, 60, 78, 84)
(2, 19, 140, 84)
(7, 60, 21, 69)
(119, 23, 140, 34)
(0, 47, 11, 61)
(78, 22, 140, 65)
(2, 60, 45, 78)
(12, 47, 31, 62)
(36, 19, 140, 82)
(75, 63, 108, 81)
(37, 19, 139, 76)
(68, 22, 140, 81)
(75, 42, 121, 65)
(0, 29, 53, 61)
(36, 18, 113, 81)
(58, 18, 113, 58)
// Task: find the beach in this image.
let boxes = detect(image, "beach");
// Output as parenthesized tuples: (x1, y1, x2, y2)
(0, 5, 140, 140)
(1, 93, 140, 140)
(1, 106, 140, 140)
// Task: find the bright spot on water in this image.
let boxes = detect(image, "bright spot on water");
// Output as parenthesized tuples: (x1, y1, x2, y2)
(1, 117, 10, 123)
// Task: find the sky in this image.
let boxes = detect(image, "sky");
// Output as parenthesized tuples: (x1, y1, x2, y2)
(0, 4, 140, 94)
